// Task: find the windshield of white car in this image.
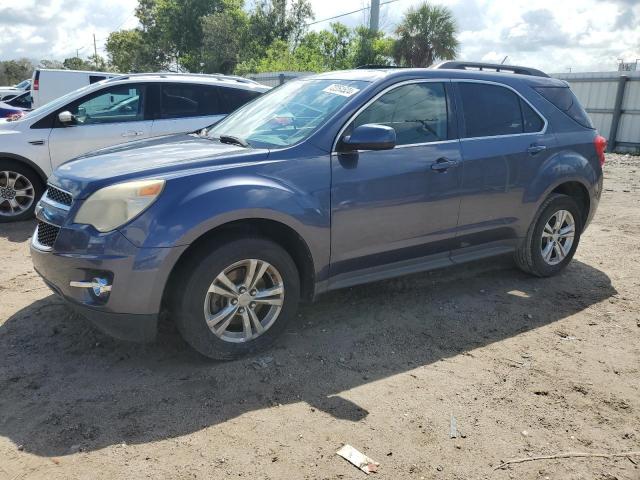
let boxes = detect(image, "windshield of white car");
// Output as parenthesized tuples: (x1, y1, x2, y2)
(19, 83, 99, 120)
(206, 79, 368, 148)
(15, 80, 30, 89)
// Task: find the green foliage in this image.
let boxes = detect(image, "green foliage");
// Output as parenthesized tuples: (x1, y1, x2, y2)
(0, 58, 34, 85)
(62, 55, 110, 71)
(201, 0, 250, 74)
(106, 29, 167, 72)
(393, 1, 458, 67)
(235, 22, 394, 75)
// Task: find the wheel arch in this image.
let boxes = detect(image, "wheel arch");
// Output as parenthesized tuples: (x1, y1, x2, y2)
(550, 181, 591, 225)
(0, 152, 48, 185)
(162, 218, 317, 310)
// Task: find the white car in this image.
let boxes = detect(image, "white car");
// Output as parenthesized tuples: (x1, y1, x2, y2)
(0, 73, 268, 221)
(0, 79, 30, 101)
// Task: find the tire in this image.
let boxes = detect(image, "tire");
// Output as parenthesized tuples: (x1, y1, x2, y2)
(171, 236, 300, 360)
(0, 159, 44, 222)
(515, 193, 583, 277)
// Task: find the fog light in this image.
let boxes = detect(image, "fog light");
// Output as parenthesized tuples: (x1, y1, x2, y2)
(69, 277, 112, 297)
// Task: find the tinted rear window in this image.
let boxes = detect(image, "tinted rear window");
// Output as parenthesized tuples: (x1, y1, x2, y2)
(534, 86, 593, 129)
(161, 84, 223, 118)
(458, 82, 544, 137)
(221, 88, 261, 112)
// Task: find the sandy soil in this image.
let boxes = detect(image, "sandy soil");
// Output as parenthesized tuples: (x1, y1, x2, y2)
(1, 154, 638, 480)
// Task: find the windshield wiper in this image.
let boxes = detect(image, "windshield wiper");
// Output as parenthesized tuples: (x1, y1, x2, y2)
(218, 134, 250, 148)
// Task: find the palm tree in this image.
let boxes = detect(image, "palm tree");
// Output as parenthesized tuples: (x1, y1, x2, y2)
(393, 2, 459, 68)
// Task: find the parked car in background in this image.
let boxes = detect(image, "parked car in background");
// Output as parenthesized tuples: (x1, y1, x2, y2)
(0, 79, 30, 102)
(4, 90, 32, 109)
(0, 91, 31, 120)
(30, 62, 605, 359)
(30, 69, 118, 109)
(0, 73, 268, 221)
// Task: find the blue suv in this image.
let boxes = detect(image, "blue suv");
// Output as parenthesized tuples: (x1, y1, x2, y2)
(31, 62, 606, 359)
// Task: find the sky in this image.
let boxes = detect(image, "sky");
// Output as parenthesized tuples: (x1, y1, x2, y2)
(0, 0, 638, 73)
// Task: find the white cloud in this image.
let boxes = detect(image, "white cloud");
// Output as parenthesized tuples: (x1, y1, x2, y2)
(0, 0, 638, 73)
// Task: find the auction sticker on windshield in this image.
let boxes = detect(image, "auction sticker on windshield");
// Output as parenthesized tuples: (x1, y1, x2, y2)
(322, 84, 360, 97)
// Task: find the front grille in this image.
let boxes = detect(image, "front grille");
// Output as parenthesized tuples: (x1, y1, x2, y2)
(45, 185, 73, 207)
(36, 221, 60, 248)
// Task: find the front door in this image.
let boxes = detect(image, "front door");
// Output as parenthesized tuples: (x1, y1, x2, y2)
(330, 80, 463, 282)
(48, 83, 151, 168)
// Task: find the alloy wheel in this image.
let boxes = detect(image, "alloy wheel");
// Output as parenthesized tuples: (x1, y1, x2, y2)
(540, 209, 575, 265)
(0, 170, 35, 217)
(203, 259, 285, 343)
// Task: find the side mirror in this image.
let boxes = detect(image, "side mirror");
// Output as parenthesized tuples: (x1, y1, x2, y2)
(340, 124, 396, 152)
(58, 111, 75, 125)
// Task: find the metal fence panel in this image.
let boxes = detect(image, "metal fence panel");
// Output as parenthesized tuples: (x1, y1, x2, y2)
(553, 71, 640, 152)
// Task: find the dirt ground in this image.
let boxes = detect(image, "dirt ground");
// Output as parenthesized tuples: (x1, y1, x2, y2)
(1, 154, 639, 480)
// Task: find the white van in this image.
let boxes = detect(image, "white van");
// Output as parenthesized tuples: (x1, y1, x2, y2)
(31, 69, 118, 109)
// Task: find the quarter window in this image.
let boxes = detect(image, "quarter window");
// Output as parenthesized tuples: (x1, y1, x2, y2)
(353, 82, 448, 145)
(458, 82, 544, 137)
(67, 85, 144, 125)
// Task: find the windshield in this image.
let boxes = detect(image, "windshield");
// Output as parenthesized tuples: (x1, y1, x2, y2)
(15, 80, 30, 89)
(207, 79, 368, 148)
(20, 83, 99, 120)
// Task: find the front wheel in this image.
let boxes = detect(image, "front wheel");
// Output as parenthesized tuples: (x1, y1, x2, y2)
(515, 193, 583, 277)
(172, 237, 300, 360)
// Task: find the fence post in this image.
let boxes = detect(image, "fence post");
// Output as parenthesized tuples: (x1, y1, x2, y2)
(279, 73, 285, 86)
(608, 75, 629, 152)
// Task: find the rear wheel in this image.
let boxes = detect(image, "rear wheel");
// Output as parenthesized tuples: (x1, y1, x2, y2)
(172, 237, 300, 360)
(515, 194, 583, 277)
(0, 160, 44, 222)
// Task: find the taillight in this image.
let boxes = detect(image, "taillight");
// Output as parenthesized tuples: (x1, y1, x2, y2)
(594, 134, 607, 167)
(33, 71, 39, 91)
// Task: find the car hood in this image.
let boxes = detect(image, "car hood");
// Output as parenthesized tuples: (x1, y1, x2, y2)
(50, 133, 271, 198)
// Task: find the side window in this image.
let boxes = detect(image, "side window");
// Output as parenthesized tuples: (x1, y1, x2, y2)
(459, 83, 525, 137)
(160, 84, 224, 118)
(352, 82, 448, 145)
(220, 88, 262, 114)
(67, 85, 144, 125)
(521, 99, 544, 133)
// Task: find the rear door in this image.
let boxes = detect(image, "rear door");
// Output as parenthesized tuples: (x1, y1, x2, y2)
(150, 84, 261, 137)
(48, 83, 151, 168)
(453, 80, 556, 252)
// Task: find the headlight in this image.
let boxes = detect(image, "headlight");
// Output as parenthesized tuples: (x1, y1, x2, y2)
(74, 179, 165, 232)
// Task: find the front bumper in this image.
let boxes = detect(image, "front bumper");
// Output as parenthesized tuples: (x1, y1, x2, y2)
(31, 223, 187, 342)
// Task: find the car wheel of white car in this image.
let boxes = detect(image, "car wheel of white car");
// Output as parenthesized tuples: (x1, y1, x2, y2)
(0, 160, 44, 222)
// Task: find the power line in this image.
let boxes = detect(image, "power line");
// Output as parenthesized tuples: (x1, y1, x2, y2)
(306, 0, 403, 26)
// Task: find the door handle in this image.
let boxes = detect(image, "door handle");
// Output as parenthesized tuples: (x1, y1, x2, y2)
(527, 144, 547, 154)
(430, 158, 459, 172)
(121, 131, 143, 138)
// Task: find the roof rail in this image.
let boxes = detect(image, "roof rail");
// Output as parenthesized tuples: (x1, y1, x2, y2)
(106, 72, 260, 85)
(433, 61, 550, 78)
(355, 64, 405, 69)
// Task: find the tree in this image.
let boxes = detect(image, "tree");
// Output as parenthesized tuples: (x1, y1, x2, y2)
(247, 0, 313, 56)
(39, 59, 64, 69)
(106, 29, 167, 72)
(135, 0, 225, 71)
(0, 59, 34, 85)
(352, 26, 394, 67)
(201, 0, 249, 74)
(392, 2, 458, 67)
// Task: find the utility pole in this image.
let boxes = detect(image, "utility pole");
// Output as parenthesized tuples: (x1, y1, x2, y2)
(369, 0, 380, 32)
(93, 33, 98, 68)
